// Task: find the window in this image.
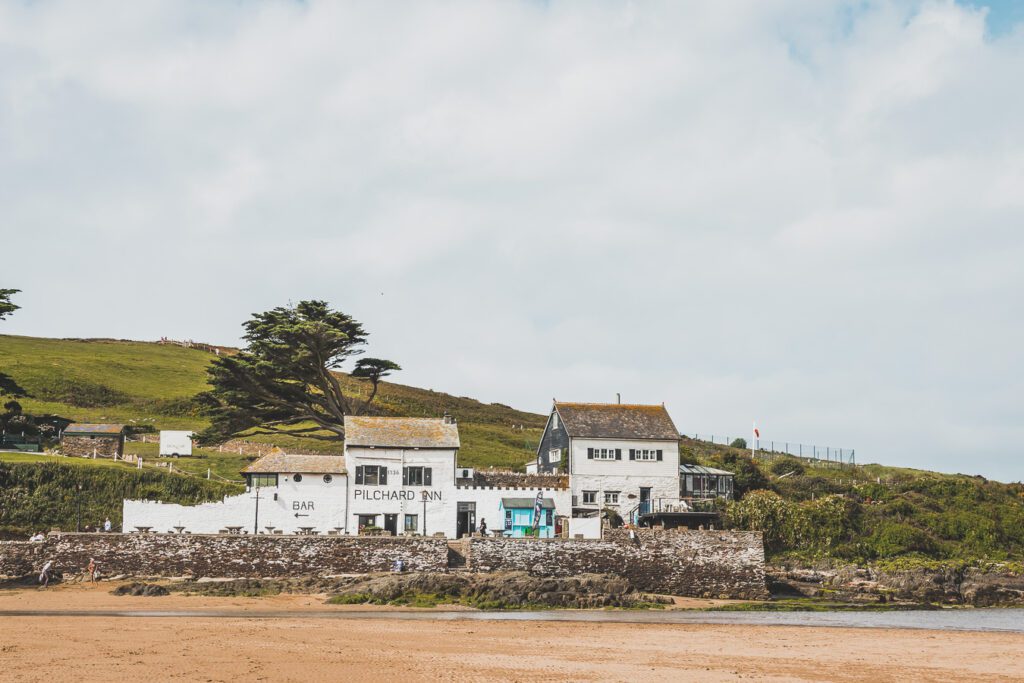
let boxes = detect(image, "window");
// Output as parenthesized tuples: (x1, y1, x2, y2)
(402, 466, 433, 486)
(323, 474, 333, 484)
(604, 491, 620, 505)
(552, 413, 559, 430)
(248, 473, 278, 488)
(629, 449, 663, 462)
(355, 465, 387, 486)
(545, 509, 553, 526)
(404, 514, 418, 532)
(504, 509, 512, 530)
(582, 490, 597, 505)
(587, 448, 621, 461)
(549, 448, 561, 464)
(293, 473, 303, 482)
(357, 514, 378, 529)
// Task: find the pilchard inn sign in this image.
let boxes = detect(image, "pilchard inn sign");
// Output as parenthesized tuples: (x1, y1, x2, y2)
(353, 489, 443, 501)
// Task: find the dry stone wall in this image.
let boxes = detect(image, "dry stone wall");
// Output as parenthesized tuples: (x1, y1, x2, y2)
(61, 435, 123, 458)
(467, 529, 767, 599)
(0, 529, 767, 599)
(0, 534, 448, 578)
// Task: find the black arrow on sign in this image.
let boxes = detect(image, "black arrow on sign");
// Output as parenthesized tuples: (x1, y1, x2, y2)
(294, 513, 310, 518)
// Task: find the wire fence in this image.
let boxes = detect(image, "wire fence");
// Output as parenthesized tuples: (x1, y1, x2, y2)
(690, 433, 857, 468)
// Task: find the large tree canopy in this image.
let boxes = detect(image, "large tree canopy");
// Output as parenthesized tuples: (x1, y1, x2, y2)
(196, 301, 400, 445)
(0, 288, 19, 321)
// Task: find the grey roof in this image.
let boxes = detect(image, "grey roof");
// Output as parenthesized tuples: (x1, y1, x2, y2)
(554, 402, 679, 440)
(679, 464, 734, 476)
(344, 416, 460, 449)
(243, 451, 347, 475)
(501, 497, 556, 510)
(64, 423, 125, 435)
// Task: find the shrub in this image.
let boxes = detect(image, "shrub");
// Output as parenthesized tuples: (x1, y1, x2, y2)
(730, 438, 747, 449)
(770, 458, 805, 477)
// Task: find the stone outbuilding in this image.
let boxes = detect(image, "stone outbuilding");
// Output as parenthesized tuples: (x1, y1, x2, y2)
(61, 423, 126, 458)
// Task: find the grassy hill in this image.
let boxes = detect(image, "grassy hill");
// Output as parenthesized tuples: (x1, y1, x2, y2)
(0, 334, 545, 471)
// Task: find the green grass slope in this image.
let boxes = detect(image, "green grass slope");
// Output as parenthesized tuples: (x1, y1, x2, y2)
(683, 439, 1024, 564)
(0, 334, 544, 469)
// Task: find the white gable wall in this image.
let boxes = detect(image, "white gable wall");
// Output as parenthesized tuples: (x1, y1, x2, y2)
(569, 437, 680, 516)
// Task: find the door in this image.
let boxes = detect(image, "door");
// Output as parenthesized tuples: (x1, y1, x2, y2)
(456, 502, 476, 538)
(639, 487, 652, 515)
(384, 514, 398, 536)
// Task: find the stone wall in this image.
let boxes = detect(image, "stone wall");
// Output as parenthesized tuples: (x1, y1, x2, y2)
(0, 534, 448, 579)
(466, 528, 767, 599)
(0, 529, 767, 599)
(456, 469, 569, 489)
(61, 435, 123, 458)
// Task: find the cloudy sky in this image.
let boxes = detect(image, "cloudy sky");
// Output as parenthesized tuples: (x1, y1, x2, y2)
(1, 1, 1022, 481)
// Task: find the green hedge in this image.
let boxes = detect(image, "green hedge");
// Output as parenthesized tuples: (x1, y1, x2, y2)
(0, 460, 242, 534)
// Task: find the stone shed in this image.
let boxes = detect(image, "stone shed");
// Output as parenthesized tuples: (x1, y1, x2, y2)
(61, 423, 126, 458)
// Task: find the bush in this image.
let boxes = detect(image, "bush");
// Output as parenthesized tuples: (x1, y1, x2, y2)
(770, 458, 805, 477)
(730, 438, 747, 449)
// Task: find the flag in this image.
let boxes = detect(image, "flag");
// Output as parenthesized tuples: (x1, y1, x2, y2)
(753, 423, 760, 439)
(531, 491, 544, 531)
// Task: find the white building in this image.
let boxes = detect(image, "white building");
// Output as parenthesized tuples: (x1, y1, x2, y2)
(123, 452, 348, 534)
(123, 415, 570, 538)
(533, 402, 682, 522)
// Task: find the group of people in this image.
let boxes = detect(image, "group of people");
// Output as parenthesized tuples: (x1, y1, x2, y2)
(37, 557, 99, 588)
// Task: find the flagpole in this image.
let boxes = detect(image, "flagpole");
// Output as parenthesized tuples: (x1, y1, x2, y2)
(752, 421, 756, 459)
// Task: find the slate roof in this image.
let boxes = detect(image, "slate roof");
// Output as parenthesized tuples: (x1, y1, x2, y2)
(501, 497, 556, 510)
(680, 464, 734, 476)
(242, 451, 348, 475)
(63, 423, 125, 435)
(553, 403, 679, 441)
(344, 416, 460, 449)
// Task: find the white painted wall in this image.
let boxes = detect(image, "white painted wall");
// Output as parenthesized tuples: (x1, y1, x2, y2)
(159, 430, 194, 456)
(568, 516, 602, 539)
(569, 438, 680, 515)
(455, 486, 572, 537)
(123, 472, 348, 534)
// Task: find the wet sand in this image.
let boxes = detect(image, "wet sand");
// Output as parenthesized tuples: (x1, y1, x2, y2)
(1, 584, 1022, 682)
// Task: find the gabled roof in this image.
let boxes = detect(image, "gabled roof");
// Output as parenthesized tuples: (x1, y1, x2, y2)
(680, 464, 734, 476)
(344, 416, 460, 449)
(553, 402, 679, 441)
(501, 497, 556, 510)
(242, 450, 347, 475)
(64, 423, 125, 435)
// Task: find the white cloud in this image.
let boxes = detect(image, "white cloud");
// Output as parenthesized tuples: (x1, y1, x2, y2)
(1, 0, 1022, 480)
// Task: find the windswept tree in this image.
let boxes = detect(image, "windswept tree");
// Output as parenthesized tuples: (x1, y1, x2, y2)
(0, 288, 26, 398)
(196, 301, 400, 445)
(0, 288, 19, 321)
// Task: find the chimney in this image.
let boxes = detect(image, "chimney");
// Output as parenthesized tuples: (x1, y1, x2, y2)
(443, 412, 455, 425)
(616, 393, 621, 404)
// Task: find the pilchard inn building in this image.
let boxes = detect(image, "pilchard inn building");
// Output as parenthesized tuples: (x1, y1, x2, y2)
(123, 402, 733, 538)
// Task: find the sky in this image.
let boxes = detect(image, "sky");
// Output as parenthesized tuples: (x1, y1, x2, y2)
(1, 1, 1022, 481)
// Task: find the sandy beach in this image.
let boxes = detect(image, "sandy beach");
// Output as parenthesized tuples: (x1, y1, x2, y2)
(1, 584, 1022, 682)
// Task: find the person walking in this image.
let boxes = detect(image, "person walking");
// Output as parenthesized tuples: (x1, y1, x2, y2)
(87, 558, 97, 582)
(39, 560, 53, 588)
(479, 518, 488, 536)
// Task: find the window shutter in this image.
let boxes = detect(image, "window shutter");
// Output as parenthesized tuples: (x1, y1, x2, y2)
(355, 466, 364, 485)
(402, 467, 409, 486)
(587, 448, 594, 459)
(629, 449, 636, 461)
(572, 495, 578, 507)
(380, 467, 387, 485)
(615, 448, 622, 460)
(656, 449, 663, 461)
(424, 468, 432, 486)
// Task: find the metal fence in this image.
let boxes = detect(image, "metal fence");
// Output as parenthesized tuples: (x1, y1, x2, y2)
(690, 433, 856, 467)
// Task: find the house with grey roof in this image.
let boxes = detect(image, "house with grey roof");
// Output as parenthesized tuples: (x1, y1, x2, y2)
(532, 402, 683, 523)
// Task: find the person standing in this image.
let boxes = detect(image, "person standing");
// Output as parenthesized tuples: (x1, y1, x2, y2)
(479, 518, 488, 537)
(87, 558, 97, 582)
(39, 560, 53, 588)
(103, 518, 112, 532)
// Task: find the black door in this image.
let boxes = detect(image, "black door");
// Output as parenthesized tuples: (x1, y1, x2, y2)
(640, 487, 652, 515)
(456, 502, 476, 538)
(384, 514, 398, 536)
